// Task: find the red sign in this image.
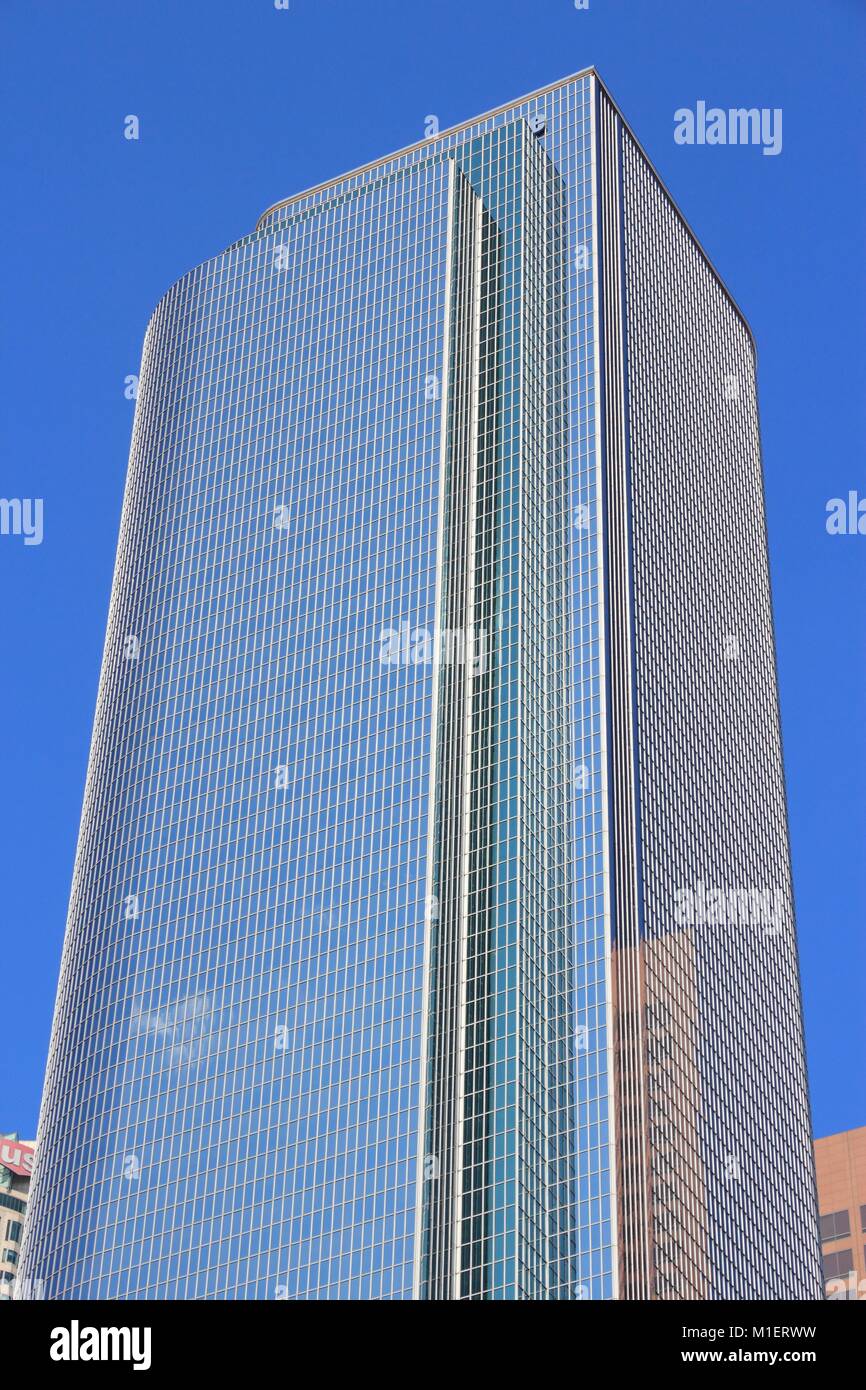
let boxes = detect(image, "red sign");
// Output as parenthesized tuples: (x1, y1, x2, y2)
(0, 1139, 35, 1177)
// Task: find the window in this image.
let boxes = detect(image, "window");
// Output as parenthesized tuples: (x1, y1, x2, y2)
(819, 1209, 851, 1243)
(861, 1204, 866, 1233)
(822, 1249, 853, 1281)
(4, 1220, 21, 1244)
(1, 1249, 17, 1266)
(0, 1194, 25, 1215)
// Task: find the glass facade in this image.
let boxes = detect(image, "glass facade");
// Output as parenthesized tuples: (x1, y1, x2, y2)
(615, 108, 821, 1298)
(19, 71, 821, 1301)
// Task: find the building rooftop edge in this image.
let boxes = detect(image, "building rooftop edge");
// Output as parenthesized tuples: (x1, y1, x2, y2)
(250, 66, 756, 355)
(254, 66, 599, 230)
(814, 1125, 866, 1143)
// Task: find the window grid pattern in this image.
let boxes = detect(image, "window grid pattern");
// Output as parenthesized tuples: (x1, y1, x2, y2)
(22, 71, 606, 1304)
(619, 122, 822, 1300)
(23, 160, 450, 1300)
(257, 78, 601, 1303)
(20, 70, 817, 1304)
(568, 82, 613, 1305)
(420, 114, 579, 1302)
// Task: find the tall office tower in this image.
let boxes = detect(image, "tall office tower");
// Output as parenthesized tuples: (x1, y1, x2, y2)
(20, 70, 821, 1302)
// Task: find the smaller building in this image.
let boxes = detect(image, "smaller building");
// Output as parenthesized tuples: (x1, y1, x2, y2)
(814, 1126, 866, 1299)
(0, 1134, 37, 1301)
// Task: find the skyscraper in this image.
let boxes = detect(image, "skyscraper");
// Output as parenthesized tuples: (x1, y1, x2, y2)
(20, 69, 822, 1301)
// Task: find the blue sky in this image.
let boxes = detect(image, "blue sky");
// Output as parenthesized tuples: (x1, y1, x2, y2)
(1, 0, 863, 1140)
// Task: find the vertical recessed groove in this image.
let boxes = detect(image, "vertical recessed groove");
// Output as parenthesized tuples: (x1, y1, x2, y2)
(597, 93, 654, 1302)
